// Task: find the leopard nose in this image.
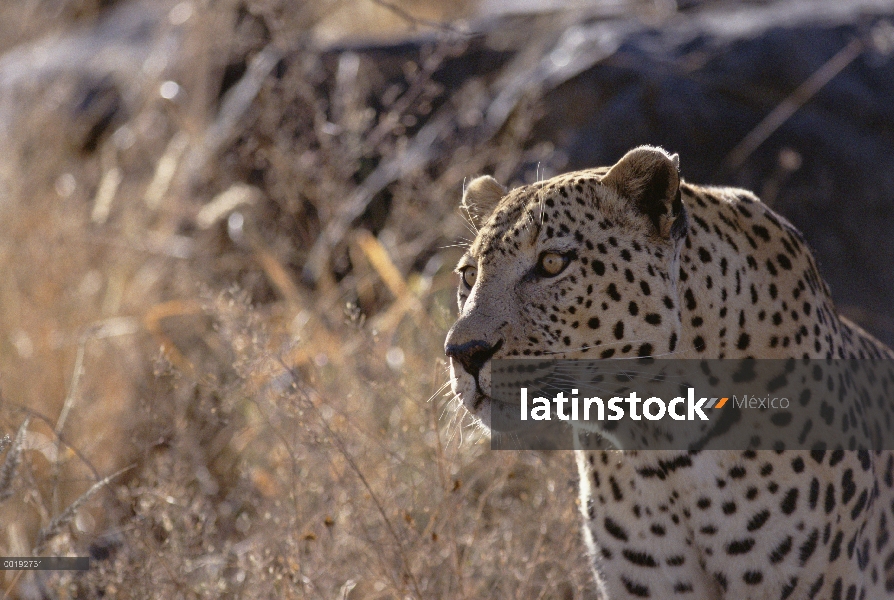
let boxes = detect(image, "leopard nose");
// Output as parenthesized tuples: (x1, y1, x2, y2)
(445, 339, 503, 378)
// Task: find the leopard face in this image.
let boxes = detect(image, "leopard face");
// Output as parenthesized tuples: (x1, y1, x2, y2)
(446, 148, 688, 427)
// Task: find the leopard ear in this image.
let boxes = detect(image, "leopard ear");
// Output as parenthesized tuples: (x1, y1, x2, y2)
(461, 175, 506, 227)
(601, 146, 686, 240)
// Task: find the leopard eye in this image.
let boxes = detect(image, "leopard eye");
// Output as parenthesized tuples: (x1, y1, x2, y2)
(461, 265, 478, 289)
(537, 251, 569, 277)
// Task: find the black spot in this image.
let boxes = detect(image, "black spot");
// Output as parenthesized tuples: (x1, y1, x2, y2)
(829, 530, 844, 562)
(727, 538, 755, 555)
(714, 572, 728, 591)
(640, 281, 651, 295)
(601, 348, 615, 359)
(684, 289, 696, 310)
(806, 575, 824, 599)
(645, 313, 661, 325)
(694, 336, 706, 352)
(777, 253, 792, 270)
(698, 247, 712, 263)
(604, 517, 628, 541)
(841, 469, 857, 504)
(808, 478, 819, 510)
(746, 510, 770, 532)
(593, 260, 606, 276)
(636, 467, 667, 480)
(692, 214, 710, 232)
(607, 283, 621, 302)
(638, 343, 653, 357)
(614, 321, 624, 340)
(752, 225, 770, 241)
(609, 476, 624, 501)
(824, 400, 835, 424)
(825, 483, 836, 514)
(729, 466, 746, 479)
(722, 501, 737, 515)
(781, 488, 799, 515)
(851, 490, 868, 521)
(829, 448, 845, 467)
(622, 549, 658, 567)
(791, 457, 805, 473)
(770, 536, 793, 563)
(771, 412, 793, 427)
(629, 301, 639, 316)
(857, 449, 871, 471)
(829, 580, 844, 600)
(588, 317, 600, 329)
(736, 332, 751, 350)
(621, 577, 650, 598)
(743, 571, 763, 585)
(799, 528, 819, 565)
(781, 577, 799, 599)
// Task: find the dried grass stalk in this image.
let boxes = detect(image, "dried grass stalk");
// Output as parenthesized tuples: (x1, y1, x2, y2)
(0, 417, 30, 502)
(32, 465, 133, 555)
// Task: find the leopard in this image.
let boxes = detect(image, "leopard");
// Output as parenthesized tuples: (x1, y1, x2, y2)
(444, 146, 894, 599)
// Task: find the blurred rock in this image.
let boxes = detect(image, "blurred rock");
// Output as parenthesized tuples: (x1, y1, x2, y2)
(533, 12, 894, 346)
(334, 0, 894, 345)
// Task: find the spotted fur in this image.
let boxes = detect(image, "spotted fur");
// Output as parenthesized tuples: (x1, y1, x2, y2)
(445, 146, 894, 599)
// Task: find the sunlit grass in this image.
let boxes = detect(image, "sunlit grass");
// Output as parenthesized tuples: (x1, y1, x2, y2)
(0, 1, 591, 597)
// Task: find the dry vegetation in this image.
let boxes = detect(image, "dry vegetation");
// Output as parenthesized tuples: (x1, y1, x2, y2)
(0, 0, 595, 598)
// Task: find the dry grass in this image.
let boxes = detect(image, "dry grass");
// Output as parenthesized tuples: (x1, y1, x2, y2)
(0, 1, 593, 598)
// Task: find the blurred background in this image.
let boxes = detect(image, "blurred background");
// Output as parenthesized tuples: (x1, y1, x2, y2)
(0, 0, 892, 597)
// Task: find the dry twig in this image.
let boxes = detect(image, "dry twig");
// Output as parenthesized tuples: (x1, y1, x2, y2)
(0, 417, 30, 502)
(32, 465, 134, 555)
(723, 38, 864, 172)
